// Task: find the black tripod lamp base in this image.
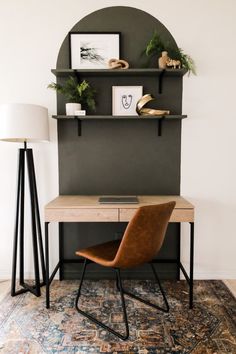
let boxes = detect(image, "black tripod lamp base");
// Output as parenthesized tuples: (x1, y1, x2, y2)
(11, 145, 46, 297)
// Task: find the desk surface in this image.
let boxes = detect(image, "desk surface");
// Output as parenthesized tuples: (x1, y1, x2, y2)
(45, 195, 194, 223)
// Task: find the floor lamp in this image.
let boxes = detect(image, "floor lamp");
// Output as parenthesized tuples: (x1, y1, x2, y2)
(0, 103, 49, 297)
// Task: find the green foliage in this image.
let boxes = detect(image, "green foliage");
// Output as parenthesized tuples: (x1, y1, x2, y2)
(171, 48, 196, 76)
(143, 31, 196, 75)
(48, 76, 96, 111)
(145, 31, 165, 57)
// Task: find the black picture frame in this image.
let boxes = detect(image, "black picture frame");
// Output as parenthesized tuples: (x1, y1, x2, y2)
(69, 32, 121, 69)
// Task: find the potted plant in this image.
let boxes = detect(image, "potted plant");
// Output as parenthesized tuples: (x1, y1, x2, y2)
(48, 76, 96, 115)
(143, 31, 196, 75)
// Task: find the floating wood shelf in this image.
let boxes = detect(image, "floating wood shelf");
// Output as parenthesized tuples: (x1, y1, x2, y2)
(51, 68, 187, 77)
(52, 115, 187, 137)
(52, 114, 187, 120)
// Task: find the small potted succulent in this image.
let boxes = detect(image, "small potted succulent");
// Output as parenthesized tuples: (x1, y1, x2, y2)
(144, 31, 196, 75)
(48, 76, 96, 115)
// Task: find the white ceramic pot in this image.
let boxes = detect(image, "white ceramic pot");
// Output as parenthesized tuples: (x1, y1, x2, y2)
(66, 103, 81, 116)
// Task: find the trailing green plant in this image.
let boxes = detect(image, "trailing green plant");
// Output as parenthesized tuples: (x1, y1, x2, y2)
(143, 31, 196, 75)
(48, 76, 96, 111)
(169, 47, 196, 76)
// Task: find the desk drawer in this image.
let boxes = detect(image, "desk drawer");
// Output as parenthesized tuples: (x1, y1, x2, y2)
(119, 208, 137, 221)
(119, 208, 194, 222)
(45, 208, 119, 222)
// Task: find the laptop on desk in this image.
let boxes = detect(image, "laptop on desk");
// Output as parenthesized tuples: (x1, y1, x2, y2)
(99, 196, 139, 204)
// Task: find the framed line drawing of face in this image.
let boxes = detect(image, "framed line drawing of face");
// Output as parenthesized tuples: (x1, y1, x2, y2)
(112, 86, 143, 116)
(69, 32, 121, 69)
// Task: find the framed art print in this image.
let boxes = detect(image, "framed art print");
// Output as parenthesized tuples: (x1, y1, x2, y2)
(69, 32, 120, 69)
(112, 86, 143, 116)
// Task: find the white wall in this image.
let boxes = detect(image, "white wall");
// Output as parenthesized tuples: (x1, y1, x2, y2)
(0, 0, 235, 279)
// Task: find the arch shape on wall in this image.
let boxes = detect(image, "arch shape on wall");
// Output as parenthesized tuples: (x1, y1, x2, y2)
(53, 6, 184, 280)
(56, 6, 178, 69)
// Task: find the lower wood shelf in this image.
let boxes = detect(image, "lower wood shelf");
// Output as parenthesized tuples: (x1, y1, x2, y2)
(52, 114, 187, 120)
(52, 114, 187, 137)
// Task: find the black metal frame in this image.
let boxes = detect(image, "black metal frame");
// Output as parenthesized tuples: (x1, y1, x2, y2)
(11, 142, 46, 297)
(44, 221, 194, 309)
(75, 259, 169, 340)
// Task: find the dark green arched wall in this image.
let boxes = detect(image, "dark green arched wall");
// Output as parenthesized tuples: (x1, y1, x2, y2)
(56, 6, 183, 279)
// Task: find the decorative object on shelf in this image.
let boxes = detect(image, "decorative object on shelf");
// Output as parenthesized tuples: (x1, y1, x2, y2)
(69, 32, 120, 69)
(74, 110, 86, 116)
(159, 51, 181, 69)
(112, 86, 143, 116)
(158, 51, 169, 69)
(143, 31, 196, 75)
(166, 57, 181, 69)
(48, 76, 96, 114)
(66, 103, 81, 115)
(0, 103, 49, 298)
(136, 94, 170, 116)
(108, 58, 129, 69)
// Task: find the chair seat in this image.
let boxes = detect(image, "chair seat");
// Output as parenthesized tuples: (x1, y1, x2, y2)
(76, 240, 121, 267)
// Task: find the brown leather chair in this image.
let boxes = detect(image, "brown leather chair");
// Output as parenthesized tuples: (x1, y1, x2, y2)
(75, 201, 176, 340)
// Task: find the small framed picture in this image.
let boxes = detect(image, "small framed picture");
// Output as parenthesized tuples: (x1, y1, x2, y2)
(112, 86, 143, 116)
(69, 32, 121, 69)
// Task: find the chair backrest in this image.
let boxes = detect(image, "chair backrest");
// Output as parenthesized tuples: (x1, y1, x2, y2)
(113, 202, 176, 269)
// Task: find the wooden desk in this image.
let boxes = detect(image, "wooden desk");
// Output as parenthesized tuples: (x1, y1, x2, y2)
(44, 195, 194, 308)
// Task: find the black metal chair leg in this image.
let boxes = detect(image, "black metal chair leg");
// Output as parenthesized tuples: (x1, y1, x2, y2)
(75, 260, 129, 340)
(115, 271, 120, 292)
(75, 259, 88, 300)
(116, 268, 129, 339)
(117, 263, 169, 313)
(150, 263, 169, 312)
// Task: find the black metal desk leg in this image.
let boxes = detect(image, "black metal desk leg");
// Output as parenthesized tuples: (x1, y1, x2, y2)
(177, 224, 181, 280)
(189, 222, 194, 309)
(59, 222, 63, 281)
(45, 222, 50, 309)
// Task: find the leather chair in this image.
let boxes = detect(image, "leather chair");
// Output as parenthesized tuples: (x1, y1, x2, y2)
(75, 201, 176, 340)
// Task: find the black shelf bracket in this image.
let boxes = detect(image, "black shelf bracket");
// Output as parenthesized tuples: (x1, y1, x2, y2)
(77, 119, 81, 136)
(157, 118, 164, 136)
(159, 71, 165, 94)
(74, 71, 81, 82)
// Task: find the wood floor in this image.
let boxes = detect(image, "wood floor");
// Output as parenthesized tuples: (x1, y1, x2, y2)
(223, 280, 236, 298)
(0, 279, 236, 301)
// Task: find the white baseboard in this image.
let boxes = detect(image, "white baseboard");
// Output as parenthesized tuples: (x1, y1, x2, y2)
(0, 270, 59, 281)
(0, 270, 11, 280)
(191, 271, 236, 280)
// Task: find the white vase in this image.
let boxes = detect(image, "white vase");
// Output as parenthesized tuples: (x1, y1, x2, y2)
(66, 103, 81, 116)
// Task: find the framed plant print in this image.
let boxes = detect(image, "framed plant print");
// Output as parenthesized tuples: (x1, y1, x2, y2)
(69, 32, 121, 69)
(112, 86, 143, 116)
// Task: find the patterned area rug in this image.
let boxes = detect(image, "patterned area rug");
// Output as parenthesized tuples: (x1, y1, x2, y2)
(0, 280, 236, 353)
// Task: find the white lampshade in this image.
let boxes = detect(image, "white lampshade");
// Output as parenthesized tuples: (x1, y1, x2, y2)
(0, 103, 49, 142)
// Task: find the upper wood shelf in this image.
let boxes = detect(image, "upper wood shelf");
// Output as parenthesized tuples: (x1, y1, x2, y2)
(51, 68, 187, 77)
(52, 114, 187, 120)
